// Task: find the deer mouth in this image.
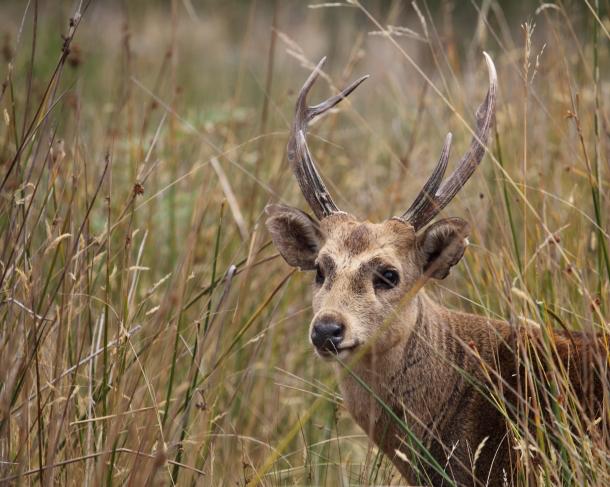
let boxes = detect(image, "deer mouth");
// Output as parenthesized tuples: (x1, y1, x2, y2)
(315, 343, 359, 360)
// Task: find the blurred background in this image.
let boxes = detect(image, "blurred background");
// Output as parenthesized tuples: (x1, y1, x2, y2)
(1, 0, 608, 485)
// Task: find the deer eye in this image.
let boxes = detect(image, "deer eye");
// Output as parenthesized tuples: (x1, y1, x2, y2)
(374, 269, 399, 290)
(315, 265, 325, 285)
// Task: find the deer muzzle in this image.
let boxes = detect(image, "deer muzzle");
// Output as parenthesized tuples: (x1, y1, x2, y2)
(311, 314, 345, 355)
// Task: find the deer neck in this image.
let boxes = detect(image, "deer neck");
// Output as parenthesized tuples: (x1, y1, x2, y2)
(333, 291, 472, 458)
(335, 293, 449, 425)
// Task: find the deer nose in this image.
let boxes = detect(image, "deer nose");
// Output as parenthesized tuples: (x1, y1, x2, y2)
(311, 321, 345, 351)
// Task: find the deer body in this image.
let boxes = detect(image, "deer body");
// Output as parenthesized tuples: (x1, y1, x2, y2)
(266, 56, 607, 486)
(337, 288, 605, 486)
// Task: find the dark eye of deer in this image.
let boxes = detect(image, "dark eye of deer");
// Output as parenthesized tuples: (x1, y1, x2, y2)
(374, 269, 399, 290)
(315, 265, 325, 285)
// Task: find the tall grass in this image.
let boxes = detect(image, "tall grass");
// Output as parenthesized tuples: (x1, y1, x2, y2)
(0, 1, 608, 485)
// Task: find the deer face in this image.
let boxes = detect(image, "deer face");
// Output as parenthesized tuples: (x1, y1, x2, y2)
(266, 207, 470, 360)
(267, 55, 495, 361)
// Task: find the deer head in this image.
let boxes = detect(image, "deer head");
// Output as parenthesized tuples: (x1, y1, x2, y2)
(266, 55, 497, 360)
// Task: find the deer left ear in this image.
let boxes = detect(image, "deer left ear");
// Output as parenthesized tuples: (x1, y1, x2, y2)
(265, 204, 324, 271)
(417, 218, 470, 280)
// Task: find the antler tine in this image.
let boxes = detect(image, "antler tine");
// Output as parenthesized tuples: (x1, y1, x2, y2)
(400, 52, 497, 231)
(287, 57, 368, 220)
(400, 133, 452, 224)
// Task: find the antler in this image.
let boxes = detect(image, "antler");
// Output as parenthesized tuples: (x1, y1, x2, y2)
(399, 52, 497, 231)
(287, 57, 368, 220)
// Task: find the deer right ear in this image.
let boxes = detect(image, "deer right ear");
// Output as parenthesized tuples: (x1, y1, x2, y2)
(417, 218, 470, 280)
(265, 204, 324, 271)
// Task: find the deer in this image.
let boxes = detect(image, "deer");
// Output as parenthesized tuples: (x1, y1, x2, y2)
(265, 55, 608, 486)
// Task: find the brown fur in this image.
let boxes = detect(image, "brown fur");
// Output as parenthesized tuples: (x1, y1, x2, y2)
(266, 207, 608, 486)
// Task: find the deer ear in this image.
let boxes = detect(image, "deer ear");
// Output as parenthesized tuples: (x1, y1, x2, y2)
(417, 218, 470, 280)
(265, 204, 324, 271)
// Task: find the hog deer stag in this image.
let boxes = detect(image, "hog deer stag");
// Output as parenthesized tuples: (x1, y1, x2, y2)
(266, 55, 607, 486)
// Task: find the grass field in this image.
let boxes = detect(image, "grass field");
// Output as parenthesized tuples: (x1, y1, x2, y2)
(1, 0, 609, 485)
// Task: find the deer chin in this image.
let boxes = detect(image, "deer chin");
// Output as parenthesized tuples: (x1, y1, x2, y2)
(314, 342, 360, 362)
